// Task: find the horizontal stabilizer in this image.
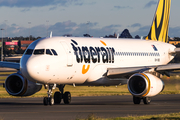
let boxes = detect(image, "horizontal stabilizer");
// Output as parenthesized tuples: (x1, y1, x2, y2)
(169, 48, 180, 54)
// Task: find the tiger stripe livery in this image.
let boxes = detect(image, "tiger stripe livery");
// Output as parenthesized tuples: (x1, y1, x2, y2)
(145, 0, 171, 43)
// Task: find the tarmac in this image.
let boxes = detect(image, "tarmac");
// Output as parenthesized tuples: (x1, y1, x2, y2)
(0, 94, 179, 120)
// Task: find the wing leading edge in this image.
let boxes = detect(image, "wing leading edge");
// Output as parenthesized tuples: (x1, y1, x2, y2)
(107, 67, 151, 78)
(107, 64, 180, 78)
(0, 61, 20, 70)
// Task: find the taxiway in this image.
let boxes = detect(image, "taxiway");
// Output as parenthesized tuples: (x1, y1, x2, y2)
(0, 94, 179, 120)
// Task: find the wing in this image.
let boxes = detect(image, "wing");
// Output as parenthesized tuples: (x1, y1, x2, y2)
(0, 61, 20, 70)
(106, 67, 152, 78)
(155, 63, 180, 77)
(156, 64, 180, 71)
(107, 63, 180, 78)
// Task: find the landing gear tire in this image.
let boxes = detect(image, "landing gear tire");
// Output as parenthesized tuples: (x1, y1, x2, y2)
(54, 92, 62, 104)
(49, 97, 54, 105)
(43, 84, 56, 106)
(43, 97, 54, 105)
(133, 96, 141, 104)
(43, 97, 48, 105)
(143, 97, 151, 104)
(63, 92, 71, 104)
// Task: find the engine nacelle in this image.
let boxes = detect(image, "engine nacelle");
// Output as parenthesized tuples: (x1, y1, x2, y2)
(127, 73, 164, 97)
(5, 72, 42, 96)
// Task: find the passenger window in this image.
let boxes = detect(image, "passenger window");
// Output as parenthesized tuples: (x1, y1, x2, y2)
(25, 49, 33, 55)
(46, 49, 53, 55)
(51, 49, 58, 56)
(34, 49, 44, 55)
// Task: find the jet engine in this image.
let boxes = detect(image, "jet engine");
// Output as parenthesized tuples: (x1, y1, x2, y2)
(5, 72, 42, 96)
(127, 73, 164, 97)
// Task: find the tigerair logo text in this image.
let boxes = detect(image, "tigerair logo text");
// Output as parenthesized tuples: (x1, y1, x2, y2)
(70, 39, 115, 74)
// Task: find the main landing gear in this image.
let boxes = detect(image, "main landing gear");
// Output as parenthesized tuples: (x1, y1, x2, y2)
(133, 96, 151, 105)
(43, 84, 71, 106)
(54, 85, 71, 104)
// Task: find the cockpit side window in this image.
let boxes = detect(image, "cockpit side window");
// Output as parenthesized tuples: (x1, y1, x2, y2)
(46, 49, 53, 55)
(34, 49, 45, 55)
(25, 49, 34, 55)
(51, 49, 58, 56)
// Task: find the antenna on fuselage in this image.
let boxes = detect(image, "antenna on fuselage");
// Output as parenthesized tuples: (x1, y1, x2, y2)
(50, 31, 52, 38)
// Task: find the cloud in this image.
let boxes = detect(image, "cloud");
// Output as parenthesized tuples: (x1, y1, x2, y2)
(131, 25, 180, 38)
(130, 23, 141, 28)
(3, 21, 180, 38)
(131, 26, 151, 37)
(49, 6, 57, 11)
(0, 0, 84, 8)
(2, 20, 122, 38)
(48, 21, 120, 37)
(144, 1, 157, 8)
(169, 27, 180, 37)
(20, 8, 30, 12)
(114, 6, 132, 9)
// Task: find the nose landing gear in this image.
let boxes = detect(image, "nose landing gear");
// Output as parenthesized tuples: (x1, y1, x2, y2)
(43, 84, 56, 105)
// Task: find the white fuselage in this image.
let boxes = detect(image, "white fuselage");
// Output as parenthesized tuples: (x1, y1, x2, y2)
(20, 37, 175, 86)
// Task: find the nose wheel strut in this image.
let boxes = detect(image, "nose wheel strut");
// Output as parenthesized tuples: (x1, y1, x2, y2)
(43, 84, 56, 105)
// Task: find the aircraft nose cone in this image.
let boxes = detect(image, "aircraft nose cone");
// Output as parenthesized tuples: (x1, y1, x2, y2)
(21, 56, 41, 82)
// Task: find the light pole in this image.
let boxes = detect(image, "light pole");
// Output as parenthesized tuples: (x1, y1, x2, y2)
(5, 20, 8, 38)
(1, 29, 4, 61)
(86, 21, 90, 35)
(28, 22, 31, 41)
(46, 20, 49, 37)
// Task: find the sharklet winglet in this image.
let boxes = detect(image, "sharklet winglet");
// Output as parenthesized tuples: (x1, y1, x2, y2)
(50, 31, 52, 38)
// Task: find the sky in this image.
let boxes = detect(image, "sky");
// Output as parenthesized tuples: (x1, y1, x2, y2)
(0, 0, 180, 38)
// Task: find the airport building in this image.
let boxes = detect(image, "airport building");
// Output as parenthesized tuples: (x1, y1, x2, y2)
(168, 40, 180, 45)
(0, 40, 34, 50)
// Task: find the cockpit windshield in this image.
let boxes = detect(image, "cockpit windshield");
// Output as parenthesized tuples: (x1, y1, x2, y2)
(51, 49, 58, 56)
(25, 49, 33, 55)
(25, 48, 58, 56)
(45, 49, 58, 56)
(34, 49, 45, 55)
(46, 49, 53, 55)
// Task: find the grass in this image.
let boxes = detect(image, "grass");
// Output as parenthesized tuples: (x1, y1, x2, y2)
(161, 76, 180, 94)
(76, 112, 180, 120)
(0, 72, 15, 75)
(0, 77, 7, 80)
(0, 85, 130, 98)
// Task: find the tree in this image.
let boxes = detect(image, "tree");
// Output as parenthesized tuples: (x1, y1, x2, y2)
(3, 45, 10, 56)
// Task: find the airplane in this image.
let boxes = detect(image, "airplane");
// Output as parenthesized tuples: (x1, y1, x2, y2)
(0, 0, 179, 106)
